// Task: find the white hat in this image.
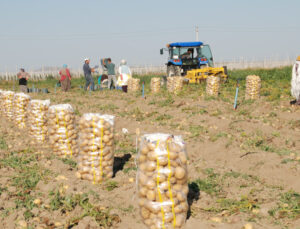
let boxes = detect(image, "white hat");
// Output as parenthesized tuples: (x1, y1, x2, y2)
(120, 59, 127, 65)
(84, 58, 90, 61)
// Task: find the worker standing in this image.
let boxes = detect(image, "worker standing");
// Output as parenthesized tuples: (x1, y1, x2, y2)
(118, 59, 132, 93)
(291, 56, 300, 105)
(103, 58, 116, 90)
(17, 68, 30, 93)
(59, 64, 72, 92)
(83, 58, 95, 91)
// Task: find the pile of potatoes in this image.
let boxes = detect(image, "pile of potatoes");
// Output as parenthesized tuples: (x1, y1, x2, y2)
(151, 77, 161, 94)
(76, 114, 115, 183)
(27, 100, 50, 143)
(245, 75, 261, 100)
(206, 76, 220, 97)
(137, 134, 188, 229)
(167, 77, 184, 94)
(2, 91, 15, 121)
(13, 93, 31, 129)
(128, 78, 140, 92)
(48, 104, 78, 158)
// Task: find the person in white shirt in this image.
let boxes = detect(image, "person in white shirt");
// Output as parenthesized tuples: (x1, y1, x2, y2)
(291, 56, 300, 105)
(118, 59, 132, 93)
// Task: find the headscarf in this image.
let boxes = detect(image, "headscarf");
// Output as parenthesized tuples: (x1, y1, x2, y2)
(120, 59, 127, 65)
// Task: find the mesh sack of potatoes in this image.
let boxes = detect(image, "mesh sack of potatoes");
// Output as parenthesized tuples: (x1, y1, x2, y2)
(167, 77, 175, 93)
(128, 78, 141, 92)
(13, 93, 31, 129)
(27, 99, 50, 143)
(151, 77, 161, 94)
(137, 134, 188, 229)
(245, 75, 261, 100)
(76, 114, 115, 183)
(173, 77, 184, 94)
(206, 76, 220, 97)
(2, 91, 15, 120)
(48, 104, 78, 158)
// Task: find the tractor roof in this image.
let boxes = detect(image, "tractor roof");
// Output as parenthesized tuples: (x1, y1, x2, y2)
(168, 41, 203, 47)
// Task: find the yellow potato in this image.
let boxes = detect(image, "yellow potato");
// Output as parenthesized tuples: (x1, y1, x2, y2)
(139, 154, 147, 163)
(141, 207, 150, 219)
(178, 151, 187, 164)
(138, 198, 147, 207)
(146, 161, 156, 172)
(146, 179, 156, 190)
(141, 147, 149, 155)
(146, 190, 156, 201)
(175, 167, 186, 179)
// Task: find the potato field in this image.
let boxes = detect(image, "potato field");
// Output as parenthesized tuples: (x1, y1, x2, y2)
(0, 67, 299, 229)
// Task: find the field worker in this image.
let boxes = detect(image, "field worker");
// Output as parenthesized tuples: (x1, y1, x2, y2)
(17, 68, 30, 93)
(291, 56, 300, 105)
(103, 58, 116, 90)
(118, 59, 132, 93)
(83, 58, 95, 91)
(59, 64, 72, 92)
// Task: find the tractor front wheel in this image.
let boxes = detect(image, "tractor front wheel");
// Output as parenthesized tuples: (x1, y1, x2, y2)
(167, 65, 181, 77)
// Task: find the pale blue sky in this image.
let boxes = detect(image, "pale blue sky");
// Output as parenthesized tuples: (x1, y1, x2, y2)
(0, 0, 299, 71)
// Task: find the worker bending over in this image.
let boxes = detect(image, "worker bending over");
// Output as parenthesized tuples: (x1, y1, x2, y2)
(17, 68, 30, 93)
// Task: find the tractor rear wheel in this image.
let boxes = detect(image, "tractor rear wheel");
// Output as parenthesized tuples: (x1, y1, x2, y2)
(167, 65, 181, 77)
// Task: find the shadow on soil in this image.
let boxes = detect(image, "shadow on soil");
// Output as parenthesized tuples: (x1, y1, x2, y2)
(113, 153, 132, 177)
(187, 182, 200, 219)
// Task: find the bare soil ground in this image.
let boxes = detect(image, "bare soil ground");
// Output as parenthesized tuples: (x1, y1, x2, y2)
(0, 81, 300, 229)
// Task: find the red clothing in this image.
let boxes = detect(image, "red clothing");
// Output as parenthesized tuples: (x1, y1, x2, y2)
(59, 68, 71, 82)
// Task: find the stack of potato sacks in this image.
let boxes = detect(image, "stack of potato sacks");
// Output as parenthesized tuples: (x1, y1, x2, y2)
(77, 114, 115, 183)
(206, 76, 220, 97)
(151, 77, 161, 94)
(128, 78, 140, 92)
(137, 134, 188, 229)
(245, 75, 261, 100)
(2, 91, 15, 121)
(27, 100, 50, 143)
(13, 93, 31, 129)
(48, 104, 78, 158)
(167, 77, 184, 94)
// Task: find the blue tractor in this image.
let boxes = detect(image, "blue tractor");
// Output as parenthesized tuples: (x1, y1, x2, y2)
(160, 41, 215, 77)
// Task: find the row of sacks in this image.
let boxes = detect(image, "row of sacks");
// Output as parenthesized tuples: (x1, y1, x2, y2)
(0, 89, 189, 229)
(133, 75, 261, 99)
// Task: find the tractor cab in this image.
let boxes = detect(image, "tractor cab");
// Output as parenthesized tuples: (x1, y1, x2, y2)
(161, 41, 214, 77)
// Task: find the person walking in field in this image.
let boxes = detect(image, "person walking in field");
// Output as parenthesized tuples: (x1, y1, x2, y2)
(59, 64, 72, 92)
(291, 56, 300, 105)
(103, 58, 116, 90)
(118, 59, 132, 93)
(83, 58, 95, 91)
(17, 68, 30, 93)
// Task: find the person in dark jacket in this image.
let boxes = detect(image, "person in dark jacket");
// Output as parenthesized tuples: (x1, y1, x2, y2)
(83, 58, 95, 91)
